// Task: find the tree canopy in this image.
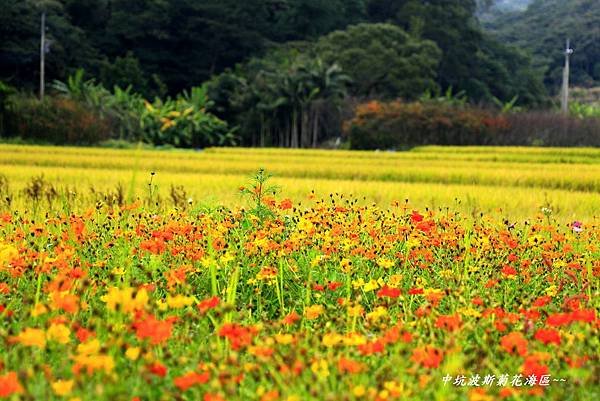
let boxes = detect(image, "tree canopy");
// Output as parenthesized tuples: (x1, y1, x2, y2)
(0, 0, 552, 106)
(315, 23, 441, 99)
(484, 0, 600, 90)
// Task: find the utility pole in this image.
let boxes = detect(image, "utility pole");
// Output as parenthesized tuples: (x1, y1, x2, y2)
(560, 38, 574, 114)
(40, 11, 46, 100)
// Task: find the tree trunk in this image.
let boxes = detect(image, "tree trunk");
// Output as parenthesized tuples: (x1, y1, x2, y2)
(301, 107, 310, 148)
(291, 109, 299, 148)
(312, 105, 319, 148)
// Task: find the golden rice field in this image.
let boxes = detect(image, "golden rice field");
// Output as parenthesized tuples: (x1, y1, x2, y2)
(0, 144, 599, 219)
(0, 144, 598, 401)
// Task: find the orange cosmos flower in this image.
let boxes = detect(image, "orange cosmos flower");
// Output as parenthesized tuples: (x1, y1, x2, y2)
(260, 390, 279, 401)
(174, 371, 210, 391)
(197, 296, 220, 314)
(282, 311, 300, 325)
(0, 371, 23, 397)
(376, 285, 401, 298)
(411, 345, 443, 368)
(435, 314, 462, 332)
(204, 393, 227, 401)
(49, 291, 79, 314)
(522, 354, 549, 381)
(337, 357, 364, 374)
(132, 314, 175, 345)
(218, 323, 257, 350)
(500, 332, 528, 356)
(279, 199, 293, 210)
(304, 305, 324, 320)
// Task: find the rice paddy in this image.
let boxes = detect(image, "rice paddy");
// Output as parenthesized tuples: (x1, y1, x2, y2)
(0, 144, 599, 219)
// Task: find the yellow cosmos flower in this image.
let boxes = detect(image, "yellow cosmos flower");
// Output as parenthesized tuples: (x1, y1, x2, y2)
(366, 306, 388, 322)
(15, 328, 46, 348)
(274, 333, 294, 345)
(165, 294, 194, 309)
(125, 346, 141, 361)
(0, 243, 18, 265)
(297, 218, 313, 232)
(322, 332, 343, 347)
(77, 339, 100, 355)
(101, 287, 148, 313)
(388, 274, 403, 287)
(51, 379, 74, 396)
(47, 323, 71, 344)
(310, 359, 329, 379)
(340, 258, 352, 273)
(377, 258, 394, 269)
(347, 304, 363, 318)
(304, 304, 324, 320)
(30, 303, 48, 317)
(353, 385, 366, 397)
(343, 333, 366, 346)
(352, 278, 365, 289)
(544, 285, 558, 297)
(363, 279, 381, 292)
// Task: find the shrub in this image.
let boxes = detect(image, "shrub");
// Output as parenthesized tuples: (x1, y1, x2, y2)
(52, 70, 236, 148)
(345, 99, 600, 149)
(5, 95, 111, 145)
(501, 112, 600, 147)
(346, 100, 508, 149)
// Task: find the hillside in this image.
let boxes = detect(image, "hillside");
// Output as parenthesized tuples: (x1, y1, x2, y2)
(483, 0, 600, 91)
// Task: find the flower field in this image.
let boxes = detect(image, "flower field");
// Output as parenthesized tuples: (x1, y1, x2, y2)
(0, 145, 599, 400)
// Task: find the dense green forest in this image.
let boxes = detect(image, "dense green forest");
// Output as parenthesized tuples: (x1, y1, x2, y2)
(483, 0, 600, 90)
(1, 0, 599, 148)
(1, 0, 546, 102)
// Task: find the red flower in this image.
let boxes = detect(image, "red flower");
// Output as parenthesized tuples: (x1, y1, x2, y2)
(571, 309, 596, 323)
(546, 313, 571, 327)
(327, 281, 342, 291)
(197, 296, 220, 314)
(75, 327, 95, 343)
(376, 285, 401, 298)
(500, 332, 528, 356)
(411, 211, 424, 223)
(174, 371, 210, 391)
(534, 328, 561, 345)
(416, 220, 435, 233)
(501, 265, 517, 277)
(147, 362, 168, 377)
(532, 296, 552, 308)
(408, 288, 423, 295)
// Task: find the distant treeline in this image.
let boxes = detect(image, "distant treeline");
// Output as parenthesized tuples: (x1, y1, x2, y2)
(1, 0, 599, 149)
(2, 0, 547, 104)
